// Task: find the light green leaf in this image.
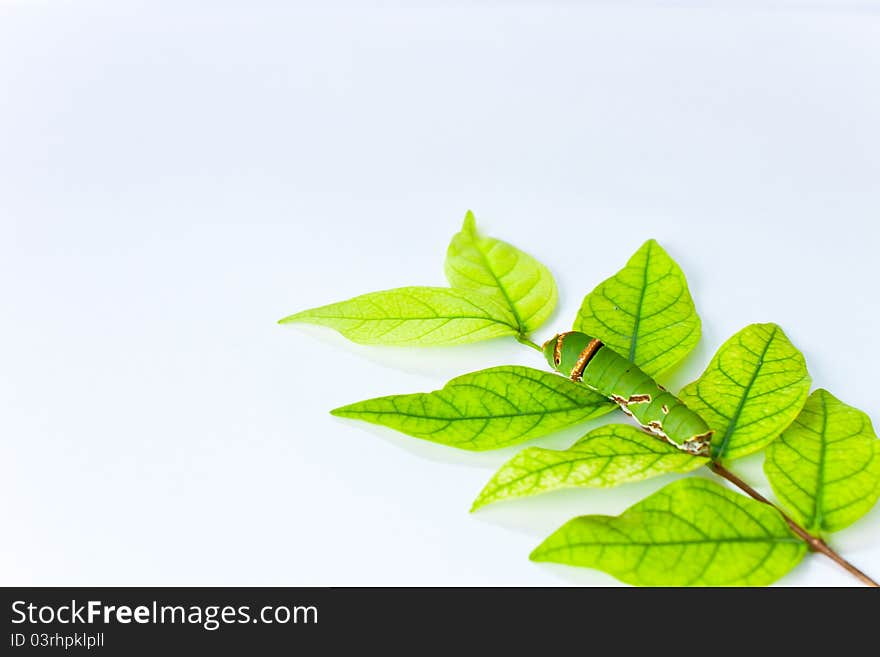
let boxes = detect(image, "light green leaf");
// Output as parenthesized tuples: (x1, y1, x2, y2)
(471, 424, 707, 510)
(445, 211, 557, 336)
(574, 239, 700, 378)
(764, 389, 880, 534)
(531, 478, 805, 586)
(331, 366, 613, 451)
(279, 286, 520, 346)
(679, 323, 811, 461)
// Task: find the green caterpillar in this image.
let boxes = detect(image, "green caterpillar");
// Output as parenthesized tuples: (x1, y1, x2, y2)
(543, 331, 713, 456)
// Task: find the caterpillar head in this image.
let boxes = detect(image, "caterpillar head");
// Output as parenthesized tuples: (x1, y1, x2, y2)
(542, 335, 562, 370)
(542, 331, 599, 375)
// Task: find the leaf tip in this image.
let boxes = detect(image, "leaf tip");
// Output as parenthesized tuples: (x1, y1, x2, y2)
(462, 210, 477, 233)
(528, 543, 549, 562)
(277, 312, 301, 325)
(329, 405, 353, 418)
(747, 322, 787, 342)
(469, 495, 488, 513)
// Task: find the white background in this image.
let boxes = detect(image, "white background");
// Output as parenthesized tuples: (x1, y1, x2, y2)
(2, 1, 879, 586)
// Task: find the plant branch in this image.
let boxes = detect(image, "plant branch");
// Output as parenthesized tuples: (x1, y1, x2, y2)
(516, 335, 543, 352)
(524, 339, 878, 586)
(708, 461, 879, 587)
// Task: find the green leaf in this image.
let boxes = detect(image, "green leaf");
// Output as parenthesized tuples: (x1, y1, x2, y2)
(679, 323, 811, 461)
(764, 389, 880, 534)
(573, 239, 700, 378)
(279, 286, 520, 346)
(445, 211, 558, 336)
(471, 424, 707, 510)
(531, 478, 805, 586)
(331, 366, 613, 451)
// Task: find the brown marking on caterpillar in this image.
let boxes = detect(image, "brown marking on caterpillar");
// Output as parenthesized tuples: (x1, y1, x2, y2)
(627, 394, 652, 404)
(682, 430, 713, 456)
(613, 397, 711, 456)
(553, 333, 565, 367)
(661, 404, 670, 414)
(657, 384, 667, 392)
(683, 442, 710, 456)
(647, 420, 667, 436)
(569, 338, 603, 381)
(636, 419, 676, 448)
(610, 394, 635, 417)
(644, 420, 676, 446)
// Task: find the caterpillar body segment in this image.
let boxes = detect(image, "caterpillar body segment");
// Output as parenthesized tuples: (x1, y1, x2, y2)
(543, 331, 712, 456)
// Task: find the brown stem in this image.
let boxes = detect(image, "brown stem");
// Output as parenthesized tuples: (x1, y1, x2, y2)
(708, 462, 879, 587)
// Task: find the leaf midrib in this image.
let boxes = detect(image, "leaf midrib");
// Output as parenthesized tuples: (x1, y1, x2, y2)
(714, 325, 777, 459)
(295, 311, 515, 324)
(812, 393, 829, 531)
(628, 241, 652, 362)
(538, 536, 802, 551)
(467, 235, 527, 333)
(333, 406, 598, 422)
(481, 451, 681, 498)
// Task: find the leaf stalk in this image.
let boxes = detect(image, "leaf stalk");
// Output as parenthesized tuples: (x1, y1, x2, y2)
(516, 335, 543, 352)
